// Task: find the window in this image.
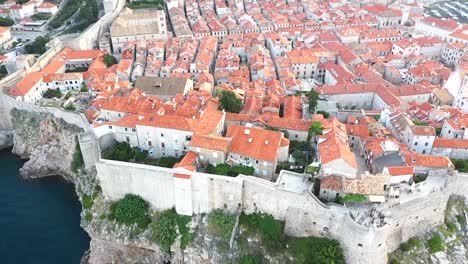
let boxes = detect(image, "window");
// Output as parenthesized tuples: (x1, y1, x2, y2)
(414, 142, 418, 146)
(358, 243, 363, 247)
(109, 125, 113, 129)
(422, 150, 426, 154)
(425, 142, 428, 146)
(125, 128, 128, 131)
(186, 136, 191, 141)
(132, 128, 136, 132)
(161, 133, 164, 137)
(148, 141, 152, 146)
(161, 143, 165, 149)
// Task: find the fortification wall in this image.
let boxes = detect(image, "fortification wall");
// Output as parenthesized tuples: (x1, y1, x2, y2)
(94, 159, 468, 264)
(75, 0, 126, 50)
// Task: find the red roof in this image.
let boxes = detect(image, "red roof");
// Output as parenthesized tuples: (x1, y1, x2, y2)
(226, 124, 284, 162)
(385, 166, 413, 176)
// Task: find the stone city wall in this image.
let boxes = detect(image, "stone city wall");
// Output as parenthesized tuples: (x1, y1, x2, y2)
(94, 159, 468, 264)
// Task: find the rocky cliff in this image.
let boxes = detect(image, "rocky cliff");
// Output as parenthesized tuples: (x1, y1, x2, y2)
(10, 108, 84, 179)
(0, 129, 13, 150)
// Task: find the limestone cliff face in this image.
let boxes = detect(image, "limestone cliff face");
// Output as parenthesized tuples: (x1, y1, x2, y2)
(10, 108, 84, 179)
(0, 129, 13, 150)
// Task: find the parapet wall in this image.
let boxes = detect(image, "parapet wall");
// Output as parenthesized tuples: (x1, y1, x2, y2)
(95, 160, 468, 264)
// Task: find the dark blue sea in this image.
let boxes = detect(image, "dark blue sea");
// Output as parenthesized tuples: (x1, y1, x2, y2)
(0, 149, 90, 264)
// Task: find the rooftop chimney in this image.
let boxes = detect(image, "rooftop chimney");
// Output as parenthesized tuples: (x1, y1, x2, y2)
(244, 129, 250, 135)
(248, 138, 252, 143)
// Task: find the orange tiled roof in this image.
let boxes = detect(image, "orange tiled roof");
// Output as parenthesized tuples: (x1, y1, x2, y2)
(433, 138, 468, 149)
(9, 72, 43, 96)
(190, 134, 232, 152)
(226, 124, 285, 162)
(385, 166, 413, 176)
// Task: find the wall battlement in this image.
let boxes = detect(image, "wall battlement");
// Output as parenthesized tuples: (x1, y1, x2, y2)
(94, 159, 468, 264)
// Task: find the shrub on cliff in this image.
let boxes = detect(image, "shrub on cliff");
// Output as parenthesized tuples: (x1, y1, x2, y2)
(207, 209, 236, 240)
(150, 210, 178, 252)
(239, 213, 285, 253)
(287, 236, 345, 264)
(400, 237, 420, 251)
(239, 255, 262, 264)
(426, 233, 444, 253)
(111, 194, 150, 228)
(71, 140, 84, 173)
(150, 209, 194, 252)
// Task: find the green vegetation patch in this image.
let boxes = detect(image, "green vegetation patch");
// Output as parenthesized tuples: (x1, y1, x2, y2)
(206, 163, 254, 176)
(64, 104, 76, 111)
(426, 233, 444, 253)
(71, 139, 84, 172)
(308, 89, 319, 113)
(175, 214, 194, 250)
(399, 237, 421, 252)
(102, 142, 182, 167)
(452, 159, 468, 173)
(31, 13, 51, 21)
(110, 194, 151, 228)
(239, 255, 262, 264)
(150, 210, 178, 252)
(127, 0, 164, 9)
(316, 110, 330, 118)
(150, 209, 194, 252)
(207, 209, 236, 240)
(239, 213, 285, 252)
(25, 36, 50, 55)
(102, 54, 118, 68)
(43, 89, 62, 99)
(335, 194, 367, 205)
(218, 90, 242, 113)
(0, 17, 14, 27)
(65, 67, 89, 73)
(286, 236, 345, 264)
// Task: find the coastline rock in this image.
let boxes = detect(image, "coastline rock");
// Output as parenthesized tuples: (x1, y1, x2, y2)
(0, 129, 13, 150)
(10, 108, 84, 179)
(86, 238, 168, 264)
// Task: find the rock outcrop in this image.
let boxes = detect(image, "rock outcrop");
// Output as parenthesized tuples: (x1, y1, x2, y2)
(0, 129, 13, 150)
(10, 108, 84, 179)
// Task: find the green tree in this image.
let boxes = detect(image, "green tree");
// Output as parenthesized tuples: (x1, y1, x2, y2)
(308, 89, 319, 113)
(307, 121, 324, 143)
(0, 17, 15, 26)
(111, 194, 150, 228)
(219, 90, 242, 113)
(292, 149, 306, 165)
(43, 89, 62, 98)
(102, 53, 118, 68)
(25, 36, 50, 55)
